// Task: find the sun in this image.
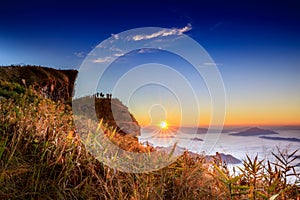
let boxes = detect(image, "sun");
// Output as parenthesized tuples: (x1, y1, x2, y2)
(159, 121, 168, 130)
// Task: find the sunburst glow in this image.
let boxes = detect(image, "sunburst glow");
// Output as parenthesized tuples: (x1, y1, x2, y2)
(159, 121, 168, 129)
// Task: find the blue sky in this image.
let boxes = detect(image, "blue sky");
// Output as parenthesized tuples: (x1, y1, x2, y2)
(1, 0, 299, 69)
(1, 0, 300, 126)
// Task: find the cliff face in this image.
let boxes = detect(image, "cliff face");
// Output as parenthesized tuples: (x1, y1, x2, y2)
(0, 66, 77, 102)
(97, 98, 141, 137)
(73, 96, 141, 137)
(0, 65, 141, 137)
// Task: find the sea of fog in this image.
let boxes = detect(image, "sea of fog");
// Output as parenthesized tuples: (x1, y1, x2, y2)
(138, 127, 300, 167)
(139, 127, 300, 183)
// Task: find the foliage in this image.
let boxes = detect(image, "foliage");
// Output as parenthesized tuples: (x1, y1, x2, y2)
(0, 65, 77, 102)
(0, 80, 25, 98)
(0, 90, 299, 199)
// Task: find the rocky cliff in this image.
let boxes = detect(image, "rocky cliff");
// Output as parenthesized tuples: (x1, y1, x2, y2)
(73, 95, 141, 137)
(0, 65, 77, 102)
(0, 65, 141, 137)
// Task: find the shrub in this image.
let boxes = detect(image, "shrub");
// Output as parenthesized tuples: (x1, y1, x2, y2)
(0, 90, 299, 199)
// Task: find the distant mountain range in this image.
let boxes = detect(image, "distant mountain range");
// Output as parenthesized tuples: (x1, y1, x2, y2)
(155, 147, 241, 164)
(179, 127, 208, 134)
(229, 127, 279, 136)
(273, 125, 300, 131)
(142, 127, 209, 134)
(259, 136, 300, 142)
(187, 151, 241, 164)
(205, 152, 241, 164)
(221, 127, 251, 133)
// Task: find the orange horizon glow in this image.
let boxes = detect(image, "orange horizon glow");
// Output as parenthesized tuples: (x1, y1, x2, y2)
(136, 114, 300, 128)
(133, 100, 300, 128)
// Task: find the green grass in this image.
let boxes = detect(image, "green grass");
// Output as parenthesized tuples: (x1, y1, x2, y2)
(0, 86, 299, 199)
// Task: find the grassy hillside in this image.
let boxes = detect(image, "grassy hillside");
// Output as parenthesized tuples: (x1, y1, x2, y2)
(0, 70, 299, 199)
(1, 65, 141, 137)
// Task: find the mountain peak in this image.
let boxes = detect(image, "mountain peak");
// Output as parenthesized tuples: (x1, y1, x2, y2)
(230, 127, 279, 136)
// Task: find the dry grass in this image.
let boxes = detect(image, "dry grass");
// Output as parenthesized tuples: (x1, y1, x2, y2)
(0, 84, 299, 199)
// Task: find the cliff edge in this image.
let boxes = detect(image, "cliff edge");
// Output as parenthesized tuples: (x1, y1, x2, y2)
(0, 65, 140, 137)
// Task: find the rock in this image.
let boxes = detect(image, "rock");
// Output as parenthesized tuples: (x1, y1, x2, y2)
(0, 65, 140, 137)
(73, 96, 141, 137)
(206, 152, 241, 164)
(230, 127, 278, 136)
(0, 65, 77, 102)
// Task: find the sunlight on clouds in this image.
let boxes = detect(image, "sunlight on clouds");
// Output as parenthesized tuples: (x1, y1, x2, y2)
(137, 48, 160, 54)
(92, 56, 113, 63)
(111, 33, 119, 40)
(179, 23, 192, 32)
(113, 53, 124, 57)
(130, 24, 192, 41)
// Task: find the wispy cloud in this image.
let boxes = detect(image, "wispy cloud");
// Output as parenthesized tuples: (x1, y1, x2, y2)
(91, 52, 124, 63)
(138, 48, 160, 54)
(113, 53, 124, 57)
(92, 56, 113, 63)
(203, 62, 223, 66)
(111, 33, 119, 40)
(109, 46, 123, 52)
(179, 23, 192, 33)
(129, 24, 192, 41)
(74, 51, 85, 58)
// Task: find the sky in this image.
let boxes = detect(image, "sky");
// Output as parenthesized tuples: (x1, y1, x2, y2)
(1, 0, 300, 127)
